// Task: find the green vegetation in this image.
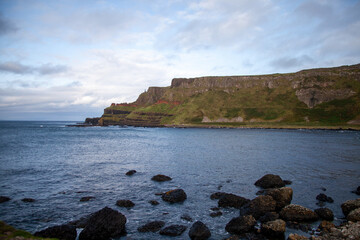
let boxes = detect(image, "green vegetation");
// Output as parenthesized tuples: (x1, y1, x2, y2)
(0, 221, 57, 240)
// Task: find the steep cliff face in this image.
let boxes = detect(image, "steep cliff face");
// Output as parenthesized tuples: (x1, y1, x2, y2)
(94, 63, 360, 128)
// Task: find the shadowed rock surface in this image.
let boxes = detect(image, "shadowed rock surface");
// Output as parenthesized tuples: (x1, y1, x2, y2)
(255, 174, 285, 189)
(162, 189, 187, 203)
(138, 221, 165, 232)
(315, 208, 334, 221)
(241, 195, 277, 219)
(218, 193, 250, 209)
(159, 225, 187, 236)
(35, 224, 77, 240)
(225, 215, 256, 234)
(341, 198, 360, 216)
(189, 221, 211, 240)
(260, 219, 286, 237)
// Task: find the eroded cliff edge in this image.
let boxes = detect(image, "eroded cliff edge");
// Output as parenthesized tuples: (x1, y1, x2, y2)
(88, 64, 360, 129)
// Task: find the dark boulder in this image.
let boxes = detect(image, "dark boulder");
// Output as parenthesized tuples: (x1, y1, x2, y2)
(21, 198, 35, 202)
(314, 208, 334, 221)
(254, 174, 285, 189)
(149, 200, 159, 205)
(341, 198, 360, 216)
(260, 219, 286, 238)
(266, 187, 293, 211)
(189, 221, 211, 240)
(125, 170, 137, 176)
(162, 189, 187, 203)
(259, 212, 279, 223)
(225, 215, 256, 234)
(35, 224, 77, 240)
(316, 193, 334, 203)
(138, 221, 165, 232)
(159, 225, 187, 236)
(218, 193, 250, 209)
(151, 174, 172, 182)
(0, 196, 10, 203)
(116, 200, 135, 208)
(279, 204, 318, 222)
(80, 196, 95, 202)
(241, 195, 276, 219)
(78, 207, 126, 240)
(210, 192, 226, 200)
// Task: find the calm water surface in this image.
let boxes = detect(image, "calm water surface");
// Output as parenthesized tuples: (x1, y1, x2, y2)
(0, 121, 359, 239)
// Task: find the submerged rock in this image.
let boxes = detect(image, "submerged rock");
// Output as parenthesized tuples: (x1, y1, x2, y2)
(180, 214, 193, 222)
(316, 193, 334, 203)
(138, 221, 165, 232)
(80, 196, 95, 202)
(0, 196, 10, 203)
(78, 207, 127, 240)
(21, 198, 35, 202)
(255, 174, 285, 189)
(210, 211, 222, 218)
(159, 225, 187, 236)
(280, 204, 318, 222)
(315, 207, 334, 221)
(188, 221, 211, 240)
(225, 215, 256, 234)
(260, 219, 286, 237)
(241, 195, 276, 219)
(149, 200, 159, 205)
(162, 189, 187, 203)
(341, 198, 360, 216)
(218, 193, 250, 209)
(283, 180, 292, 185)
(151, 174, 172, 182)
(116, 199, 135, 208)
(35, 224, 77, 240)
(125, 170, 137, 176)
(210, 192, 226, 200)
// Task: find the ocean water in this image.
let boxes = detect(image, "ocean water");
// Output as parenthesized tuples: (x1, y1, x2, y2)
(0, 121, 359, 239)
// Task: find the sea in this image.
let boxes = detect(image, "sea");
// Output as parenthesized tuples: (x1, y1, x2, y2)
(0, 121, 359, 239)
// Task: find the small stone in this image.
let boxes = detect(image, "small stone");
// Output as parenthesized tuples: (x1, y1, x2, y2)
(0, 196, 11, 203)
(316, 193, 333, 203)
(80, 196, 95, 202)
(151, 174, 172, 182)
(116, 199, 135, 208)
(210, 207, 220, 211)
(162, 189, 187, 203)
(138, 221, 165, 232)
(159, 225, 187, 236)
(21, 198, 35, 202)
(210, 211, 222, 218)
(125, 170, 136, 176)
(284, 180, 292, 185)
(181, 214, 193, 222)
(149, 200, 159, 205)
(189, 221, 211, 240)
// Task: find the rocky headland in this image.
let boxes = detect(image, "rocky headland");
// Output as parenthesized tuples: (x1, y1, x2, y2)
(83, 64, 360, 130)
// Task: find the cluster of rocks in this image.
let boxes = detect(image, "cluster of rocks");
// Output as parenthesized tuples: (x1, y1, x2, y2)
(1, 173, 359, 240)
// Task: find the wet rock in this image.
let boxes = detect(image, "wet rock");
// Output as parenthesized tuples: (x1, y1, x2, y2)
(116, 199, 135, 208)
(189, 221, 211, 240)
(210, 207, 220, 211)
(78, 207, 127, 240)
(68, 215, 91, 228)
(259, 212, 279, 223)
(283, 180, 292, 185)
(351, 186, 360, 195)
(318, 220, 335, 232)
(210, 192, 226, 200)
(155, 192, 164, 196)
(181, 214, 193, 222)
(261, 219, 286, 237)
(341, 198, 360, 216)
(225, 215, 256, 234)
(210, 211, 222, 218)
(149, 200, 159, 205)
(314, 208, 334, 221)
(266, 187, 293, 210)
(125, 170, 136, 176)
(159, 225, 187, 236)
(35, 224, 77, 240)
(286, 221, 312, 232)
(21, 198, 35, 202)
(255, 174, 285, 189)
(138, 221, 165, 232)
(316, 193, 334, 203)
(241, 195, 276, 219)
(80, 196, 95, 202)
(162, 189, 187, 203)
(151, 174, 172, 182)
(316, 220, 360, 239)
(0, 196, 10, 203)
(280, 204, 318, 222)
(218, 193, 250, 209)
(287, 233, 308, 240)
(347, 208, 360, 222)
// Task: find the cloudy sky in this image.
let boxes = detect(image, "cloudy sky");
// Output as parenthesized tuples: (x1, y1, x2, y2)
(0, 0, 359, 120)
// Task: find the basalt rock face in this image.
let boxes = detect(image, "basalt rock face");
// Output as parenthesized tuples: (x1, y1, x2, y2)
(89, 64, 360, 128)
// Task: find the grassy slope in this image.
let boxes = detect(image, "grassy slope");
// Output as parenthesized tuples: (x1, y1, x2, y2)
(0, 221, 57, 240)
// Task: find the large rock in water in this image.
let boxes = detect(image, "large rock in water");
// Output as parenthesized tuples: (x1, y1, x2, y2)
(279, 204, 318, 222)
(151, 174, 172, 182)
(218, 193, 250, 209)
(347, 208, 360, 222)
(341, 198, 360, 216)
(225, 215, 256, 234)
(78, 207, 126, 240)
(34, 224, 77, 240)
(260, 219, 286, 237)
(241, 195, 276, 219)
(162, 189, 187, 203)
(255, 174, 285, 189)
(265, 187, 293, 210)
(188, 221, 211, 240)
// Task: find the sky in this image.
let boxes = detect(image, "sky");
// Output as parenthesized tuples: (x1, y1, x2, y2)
(0, 0, 359, 121)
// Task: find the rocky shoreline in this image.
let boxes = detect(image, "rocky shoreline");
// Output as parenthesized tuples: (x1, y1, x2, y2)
(1, 173, 359, 240)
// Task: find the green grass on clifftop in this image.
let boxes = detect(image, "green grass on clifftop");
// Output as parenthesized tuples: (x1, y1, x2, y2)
(0, 221, 58, 240)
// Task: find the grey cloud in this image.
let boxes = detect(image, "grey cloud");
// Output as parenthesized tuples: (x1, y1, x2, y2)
(0, 62, 68, 75)
(270, 55, 314, 70)
(0, 13, 18, 35)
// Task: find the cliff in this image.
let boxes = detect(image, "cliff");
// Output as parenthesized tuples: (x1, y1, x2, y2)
(92, 63, 360, 129)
